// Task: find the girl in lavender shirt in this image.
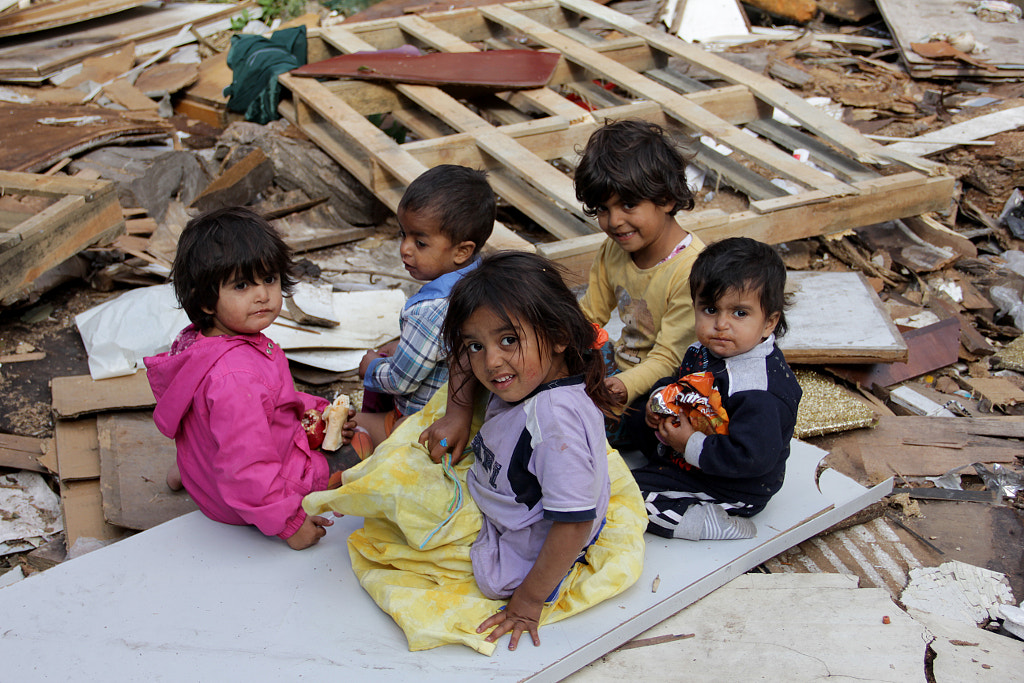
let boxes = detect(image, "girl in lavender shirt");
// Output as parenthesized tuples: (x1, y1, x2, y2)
(430, 252, 622, 650)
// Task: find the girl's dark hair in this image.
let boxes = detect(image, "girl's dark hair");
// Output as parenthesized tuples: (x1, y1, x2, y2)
(575, 119, 695, 217)
(689, 237, 790, 338)
(442, 251, 621, 417)
(171, 206, 297, 331)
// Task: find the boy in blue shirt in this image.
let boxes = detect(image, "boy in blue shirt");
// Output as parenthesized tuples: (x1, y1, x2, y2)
(354, 165, 495, 452)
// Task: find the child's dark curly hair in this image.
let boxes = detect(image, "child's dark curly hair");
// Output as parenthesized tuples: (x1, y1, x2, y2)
(575, 119, 695, 217)
(689, 237, 790, 338)
(442, 251, 621, 417)
(171, 206, 297, 332)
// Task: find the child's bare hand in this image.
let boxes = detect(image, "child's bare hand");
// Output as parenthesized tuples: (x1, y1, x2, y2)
(419, 410, 471, 464)
(341, 407, 357, 445)
(604, 376, 627, 405)
(477, 591, 543, 650)
(357, 349, 380, 378)
(658, 415, 695, 453)
(286, 514, 333, 550)
(377, 339, 399, 357)
(644, 401, 662, 429)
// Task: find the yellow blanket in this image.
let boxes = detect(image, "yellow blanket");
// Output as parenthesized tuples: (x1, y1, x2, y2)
(303, 385, 647, 655)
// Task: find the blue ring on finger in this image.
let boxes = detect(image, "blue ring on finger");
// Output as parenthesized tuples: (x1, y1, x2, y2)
(439, 438, 448, 448)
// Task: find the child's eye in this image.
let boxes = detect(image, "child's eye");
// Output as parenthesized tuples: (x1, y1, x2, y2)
(593, 205, 608, 215)
(500, 335, 518, 348)
(701, 306, 716, 315)
(466, 342, 483, 353)
(262, 275, 277, 285)
(622, 202, 637, 211)
(416, 240, 427, 248)
(734, 309, 748, 318)
(233, 281, 249, 291)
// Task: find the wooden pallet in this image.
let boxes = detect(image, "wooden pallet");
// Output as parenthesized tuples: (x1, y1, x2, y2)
(278, 0, 955, 280)
(0, 171, 124, 302)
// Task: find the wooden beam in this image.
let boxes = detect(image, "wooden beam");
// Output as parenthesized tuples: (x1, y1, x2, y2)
(541, 173, 956, 274)
(479, 3, 860, 199)
(278, 74, 534, 253)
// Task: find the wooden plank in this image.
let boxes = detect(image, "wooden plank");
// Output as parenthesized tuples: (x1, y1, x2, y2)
(779, 271, 909, 364)
(51, 372, 156, 420)
(97, 412, 197, 531)
(190, 148, 275, 213)
(0, 173, 124, 303)
(541, 173, 955, 274)
(314, 25, 596, 238)
(102, 78, 160, 111)
(0, 170, 111, 202)
(885, 106, 1024, 157)
(0, 432, 47, 473)
(479, 3, 859, 198)
(0, 0, 149, 38)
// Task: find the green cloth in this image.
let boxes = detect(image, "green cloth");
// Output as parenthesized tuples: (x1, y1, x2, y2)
(223, 26, 306, 124)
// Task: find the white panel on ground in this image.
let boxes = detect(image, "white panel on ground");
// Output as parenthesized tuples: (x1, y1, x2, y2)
(0, 440, 889, 681)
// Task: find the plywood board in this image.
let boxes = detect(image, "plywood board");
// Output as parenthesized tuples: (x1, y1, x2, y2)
(779, 271, 909, 364)
(51, 371, 155, 419)
(0, 440, 890, 680)
(0, 102, 172, 173)
(97, 412, 197, 530)
(809, 416, 1021, 481)
(876, 0, 1024, 78)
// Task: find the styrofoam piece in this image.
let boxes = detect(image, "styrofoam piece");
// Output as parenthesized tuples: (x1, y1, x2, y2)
(901, 560, 1016, 624)
(0, 441, 889, 680)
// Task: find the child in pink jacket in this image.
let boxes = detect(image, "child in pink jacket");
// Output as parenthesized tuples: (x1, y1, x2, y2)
(145, 207, 353, 550)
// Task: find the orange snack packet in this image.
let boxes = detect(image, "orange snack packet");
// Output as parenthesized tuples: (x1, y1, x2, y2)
(649, 371, 729, 436)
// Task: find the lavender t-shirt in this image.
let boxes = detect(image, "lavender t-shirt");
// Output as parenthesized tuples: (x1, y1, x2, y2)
(467, 376, 610, 599)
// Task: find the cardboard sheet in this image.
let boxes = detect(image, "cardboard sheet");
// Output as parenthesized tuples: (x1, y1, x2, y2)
(0, 441, 889, 680)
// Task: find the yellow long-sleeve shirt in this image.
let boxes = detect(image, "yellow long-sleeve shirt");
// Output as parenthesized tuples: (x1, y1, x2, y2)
(579, 233, 705, 405)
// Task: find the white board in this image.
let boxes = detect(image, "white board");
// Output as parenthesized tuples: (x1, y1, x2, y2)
(0, 441, 890, 681)
(780, 270, 908, 363)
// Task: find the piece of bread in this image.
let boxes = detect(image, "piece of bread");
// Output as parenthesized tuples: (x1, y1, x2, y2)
(321, 394, 351, 451)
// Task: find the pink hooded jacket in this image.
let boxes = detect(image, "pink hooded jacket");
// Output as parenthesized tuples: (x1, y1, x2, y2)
(145, 325, 329, 540)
